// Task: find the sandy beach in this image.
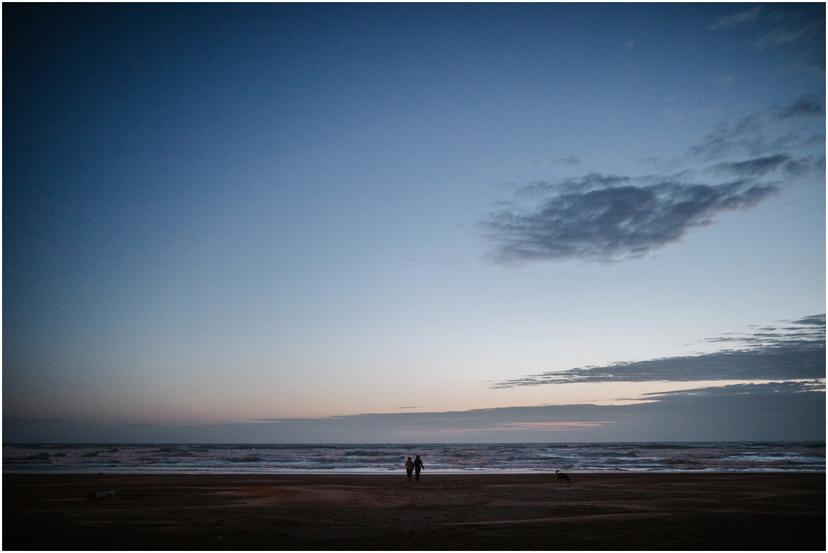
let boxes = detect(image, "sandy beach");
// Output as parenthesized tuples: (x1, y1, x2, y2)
(2, 472, 824, 550)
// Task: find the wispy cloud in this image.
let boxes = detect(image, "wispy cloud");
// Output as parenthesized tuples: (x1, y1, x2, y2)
(709, 153, 822, 178)
(558, 156, 581, 166)
(643, 379, 824, 399)
(484, 174, 777, 264)
(779, 94, 824, 119)
(688, 110, 825, 162)
(754, 16, 822, 50)
(395, 420, 608, 437)
(492, 315, 825, 388)
(498, 421, 607, 430)
(756, 27, 807, 48)
(707, 5, 823, 78)
(688, 115, 765, 160)
(708, 7, 762, 31)
(709, 153, 790, 176)
(751, 8, 825, 75)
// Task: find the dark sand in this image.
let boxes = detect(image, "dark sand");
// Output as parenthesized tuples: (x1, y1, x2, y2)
(3, 473, 824, 550)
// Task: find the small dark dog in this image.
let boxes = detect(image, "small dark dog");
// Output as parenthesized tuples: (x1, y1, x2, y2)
(555, 469, 571, 483)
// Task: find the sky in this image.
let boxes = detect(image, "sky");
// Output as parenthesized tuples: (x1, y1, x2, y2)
(3, 3, 825, 443)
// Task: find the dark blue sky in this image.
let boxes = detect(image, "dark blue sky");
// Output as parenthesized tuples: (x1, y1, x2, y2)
(4, 3, 825, 441)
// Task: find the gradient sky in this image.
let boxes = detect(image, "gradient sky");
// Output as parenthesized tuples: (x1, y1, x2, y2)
(4, 3, 825, 443)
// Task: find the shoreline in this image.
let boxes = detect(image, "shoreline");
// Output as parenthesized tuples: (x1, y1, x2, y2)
(4, 472, 825, 549)
(6, 442, 823, 475)
(2, 468, 826, 477)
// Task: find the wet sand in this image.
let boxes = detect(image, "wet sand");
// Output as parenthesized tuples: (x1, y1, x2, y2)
(3, 473, 825, 550)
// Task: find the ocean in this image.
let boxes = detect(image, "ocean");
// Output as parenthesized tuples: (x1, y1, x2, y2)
(3, 442, 824, 474)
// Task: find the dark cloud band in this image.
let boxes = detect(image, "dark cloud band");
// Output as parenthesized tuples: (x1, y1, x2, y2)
(484, 174, 777, 264)
(492, 315, 826, 388)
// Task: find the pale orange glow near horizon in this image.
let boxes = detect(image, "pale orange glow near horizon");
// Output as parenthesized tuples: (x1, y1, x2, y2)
(21, 378, 821, 427)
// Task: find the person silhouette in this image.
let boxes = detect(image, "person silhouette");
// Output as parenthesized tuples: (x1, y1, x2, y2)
(405, 456, 414, 481)
(413, 455, 424, 482)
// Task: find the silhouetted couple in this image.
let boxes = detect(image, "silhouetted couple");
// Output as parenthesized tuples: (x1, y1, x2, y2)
(405, 455, 424, 482)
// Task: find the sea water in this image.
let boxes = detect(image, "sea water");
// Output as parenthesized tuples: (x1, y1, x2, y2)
(3, 442, 824, 474)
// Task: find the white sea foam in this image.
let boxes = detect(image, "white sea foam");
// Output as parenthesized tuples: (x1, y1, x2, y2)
(3, 442, 824, 474)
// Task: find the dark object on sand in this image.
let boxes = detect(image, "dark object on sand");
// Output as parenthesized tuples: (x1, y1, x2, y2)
(555, 469, 571, 483)
(86, 489, 119, 501)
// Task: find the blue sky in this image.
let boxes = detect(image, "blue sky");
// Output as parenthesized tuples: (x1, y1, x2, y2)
(3, 3, 825, 442)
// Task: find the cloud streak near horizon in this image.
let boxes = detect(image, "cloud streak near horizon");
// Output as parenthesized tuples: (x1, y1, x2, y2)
(5, 380, 824, 443)
(492, 314, 825, 388)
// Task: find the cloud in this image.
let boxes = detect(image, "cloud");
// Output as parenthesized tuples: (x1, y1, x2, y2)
(753, 9, 825, 75)
(779, 94, 824, 118)
(781, 155, 825, 178)
(557, 156, 580, 166)
(688, 115, 765, 160)
(497, 421, 606, 430)
(793, 314, 826, 326)
(492, 315, 825, 388)
(708, 153, 822, 179)
(756, 27, 806, 48)
(709, 154, 791, 176)
(705, 5, 823, 78)
(644, 379, 824, 399)
(482, 95, 824, 265)
(689, 102, 825, 161)
(484, 174, 777, 264)
(708, 7, 762, 31)
(755, 16, 822, 50)
(4, 380, 824, 443)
